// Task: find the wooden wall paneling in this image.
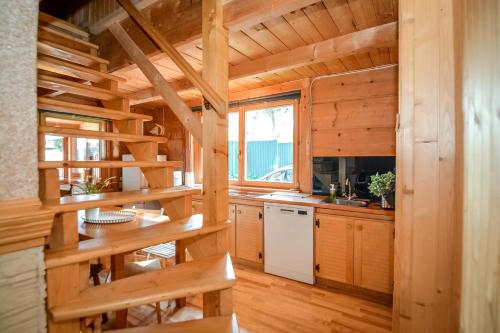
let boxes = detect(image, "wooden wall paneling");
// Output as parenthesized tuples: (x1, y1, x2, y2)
(298, 78, 312, 193)
(459, 0, 499, 331)
(394, 0, 460, 331)
(311, 66, 398, 157)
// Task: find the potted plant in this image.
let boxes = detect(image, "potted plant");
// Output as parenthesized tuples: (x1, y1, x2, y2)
(74, 176, 115, 219)
(368, 171, 396, 209)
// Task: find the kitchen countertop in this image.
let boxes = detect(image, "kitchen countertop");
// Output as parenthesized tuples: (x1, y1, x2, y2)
(193, 188, 394, 219)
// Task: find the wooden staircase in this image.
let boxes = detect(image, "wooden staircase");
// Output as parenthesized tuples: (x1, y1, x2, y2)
(37, 12, 237, 333)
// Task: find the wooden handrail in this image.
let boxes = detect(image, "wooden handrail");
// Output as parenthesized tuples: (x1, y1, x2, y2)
(117, 0, 227, 118)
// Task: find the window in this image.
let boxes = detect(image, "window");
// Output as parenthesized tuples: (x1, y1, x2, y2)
(229, 100, 297, 188)
(41, 113, 106, 183)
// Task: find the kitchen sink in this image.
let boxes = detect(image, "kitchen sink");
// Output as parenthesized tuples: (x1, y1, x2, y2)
(321, 197, 369, 207)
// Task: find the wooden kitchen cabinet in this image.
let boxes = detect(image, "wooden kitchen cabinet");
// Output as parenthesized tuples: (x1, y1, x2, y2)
(315, 213, 394, 294)
(315, 213, 354, 284)
(228, 204, 236, 257)
(353, 219, 394, 294)
(191, 200, 236, 257)
(235, 205, 264, 264)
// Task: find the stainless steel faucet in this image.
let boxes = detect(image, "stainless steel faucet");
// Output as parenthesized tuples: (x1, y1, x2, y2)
(345, 178, 353, 200)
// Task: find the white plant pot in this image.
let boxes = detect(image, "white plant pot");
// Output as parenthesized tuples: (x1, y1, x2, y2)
(85, 208, 100, 220)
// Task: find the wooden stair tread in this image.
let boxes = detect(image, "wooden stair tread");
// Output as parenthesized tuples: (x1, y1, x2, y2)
(38, 41, 109, 67)
(39, 12, 89, 40)
(39, 126, 167, 143)
(45, 214, 228, 269)
(39, 160, 182, 169)
(38, 74, 126, 100)
(42, 186, 200, 214)
(38, 25, 99, 53)
(38, 97, 151, 121)
(50, 253, 236, 321)
(38, 56, 126, 83)
(106, 314, 239, 333)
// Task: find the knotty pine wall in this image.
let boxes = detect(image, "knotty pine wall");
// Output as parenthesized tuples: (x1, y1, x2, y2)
(310, 65, 398, 157)
(132, 106, 187, 162)
(459, 0, 499, 331)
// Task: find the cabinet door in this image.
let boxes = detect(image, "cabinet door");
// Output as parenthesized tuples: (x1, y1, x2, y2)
(235, 205, 263, 263)
(354, 219, 394, 293)
(228, 204, 236, 257)
(192, 200, 236, 257)
(315, 213, 354, 283)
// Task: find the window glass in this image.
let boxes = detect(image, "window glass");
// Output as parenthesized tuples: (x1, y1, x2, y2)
(45, 135, 64, 161)
(228, 112, 239, 181)
(42, 114, 105, 183)
(244, 105, 294, 183)
(73, 138, 101, 181)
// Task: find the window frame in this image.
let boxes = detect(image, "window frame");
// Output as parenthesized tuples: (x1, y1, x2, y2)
(39, 112, 107, 184)
(229, 99, 299, 189)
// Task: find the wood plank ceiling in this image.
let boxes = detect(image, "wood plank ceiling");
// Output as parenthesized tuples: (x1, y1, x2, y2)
(110, 0, 398, 107)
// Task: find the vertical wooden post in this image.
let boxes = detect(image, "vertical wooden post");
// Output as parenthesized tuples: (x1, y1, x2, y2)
(394, 0, 461, 331)
(201, 0, 229, 227)
(201, 0, 232, 317)
(46, 211, 82, 333)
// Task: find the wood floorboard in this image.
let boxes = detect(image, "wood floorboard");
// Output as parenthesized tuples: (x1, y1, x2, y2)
(121, 263, 392, 333)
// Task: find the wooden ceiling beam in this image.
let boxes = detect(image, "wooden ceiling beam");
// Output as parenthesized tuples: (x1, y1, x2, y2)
(118, 0, 226, 117)
(229, 22, 397, 79)
(129, 22, 397, 105)
(108, 22, 203, 143)
(94, 0, 321, 72)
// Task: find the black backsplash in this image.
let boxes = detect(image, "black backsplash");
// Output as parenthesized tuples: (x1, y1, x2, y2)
(313, 157, 396, 199)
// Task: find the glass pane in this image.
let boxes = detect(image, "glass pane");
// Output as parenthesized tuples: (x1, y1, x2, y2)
(45, 135, 64, 179)
(73, 138, 101, 182)
(245, 105, 294, 182)
(45, 135, 64, 161)
(228, 112, 239, 181)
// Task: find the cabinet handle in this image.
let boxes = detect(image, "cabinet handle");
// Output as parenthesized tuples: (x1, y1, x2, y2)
(258, 251, 263, 260)
(258, 212, 263, 220)
(356, 225, 363, 231)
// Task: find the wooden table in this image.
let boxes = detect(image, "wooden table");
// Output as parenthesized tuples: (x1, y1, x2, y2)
(78, 208, 170, 328)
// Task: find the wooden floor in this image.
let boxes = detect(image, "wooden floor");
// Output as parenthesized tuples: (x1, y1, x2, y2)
(125, 264, 393, 333)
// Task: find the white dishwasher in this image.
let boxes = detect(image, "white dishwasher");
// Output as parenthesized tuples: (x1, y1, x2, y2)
(264, 202, 314, 284)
